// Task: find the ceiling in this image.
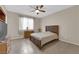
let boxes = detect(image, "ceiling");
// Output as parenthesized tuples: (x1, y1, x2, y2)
(5, 5, 73, 18)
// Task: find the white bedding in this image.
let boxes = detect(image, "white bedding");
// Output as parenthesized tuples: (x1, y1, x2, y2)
(31, 31, 58, 46)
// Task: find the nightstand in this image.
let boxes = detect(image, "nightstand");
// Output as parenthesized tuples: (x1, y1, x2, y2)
(24, 30, 34, 38)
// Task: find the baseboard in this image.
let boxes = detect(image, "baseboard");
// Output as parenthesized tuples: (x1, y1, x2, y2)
(60, 39, 79, 46)
(7, 36, 24, 40)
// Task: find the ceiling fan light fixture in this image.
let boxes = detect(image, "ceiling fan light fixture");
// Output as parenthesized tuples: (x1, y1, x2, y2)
(30, 5, 45, 15)
(35, 10, 40, 13)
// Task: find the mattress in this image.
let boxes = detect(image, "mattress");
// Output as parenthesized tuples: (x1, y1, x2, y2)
(31, 31, 58, 46)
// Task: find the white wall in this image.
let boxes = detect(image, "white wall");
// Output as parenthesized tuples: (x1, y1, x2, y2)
(7, 11, 19, 38)
(34, 18, 41, 32)
(41, 6, 79, 45)
(6, 11, 41, 39)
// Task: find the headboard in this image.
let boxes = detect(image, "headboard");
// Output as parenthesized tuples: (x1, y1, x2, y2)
(46, 25, 59, 35)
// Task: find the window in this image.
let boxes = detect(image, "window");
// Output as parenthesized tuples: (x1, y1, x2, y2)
(19, 17, 34, 31)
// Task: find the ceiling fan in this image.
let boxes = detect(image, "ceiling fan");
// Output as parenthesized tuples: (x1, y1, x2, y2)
(30, 5, 46, 15)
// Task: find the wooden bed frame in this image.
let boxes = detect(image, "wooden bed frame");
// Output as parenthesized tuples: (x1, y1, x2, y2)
(30, 25, 59, 49)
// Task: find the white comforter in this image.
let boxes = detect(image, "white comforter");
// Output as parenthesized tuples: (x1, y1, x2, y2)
(31, 31, 58, 46)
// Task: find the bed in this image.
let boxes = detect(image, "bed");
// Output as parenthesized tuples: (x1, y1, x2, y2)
(30, 25, 59, 49)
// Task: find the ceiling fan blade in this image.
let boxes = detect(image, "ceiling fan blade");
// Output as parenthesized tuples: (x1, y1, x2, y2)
(39, 10, 46, 12)
(40, 5, 43, 9)
(37, 12, 39, 15)
(36, 6, 38, 9)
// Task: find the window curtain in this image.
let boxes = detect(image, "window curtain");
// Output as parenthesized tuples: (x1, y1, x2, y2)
(19, 17, 34, 31)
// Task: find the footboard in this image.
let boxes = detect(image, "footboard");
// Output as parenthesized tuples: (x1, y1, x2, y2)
(30, 36, 42, 49)
(30, 36, 59, 49)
